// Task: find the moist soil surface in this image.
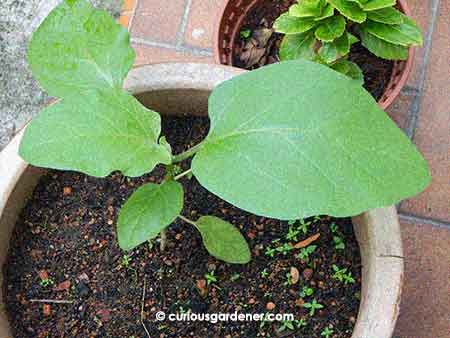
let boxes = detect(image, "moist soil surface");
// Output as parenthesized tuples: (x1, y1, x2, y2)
(232, 0, 393, 100)
(5, 116, 361, 338)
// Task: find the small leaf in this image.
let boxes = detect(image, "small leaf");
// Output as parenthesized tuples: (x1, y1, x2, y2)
(360, 26, 409, 60)
(367, 7, 405, 24)
(27, 0, 135, 97)
(279, 31, 317, 61)
(318, 32, 355, 63)
(274, 13, 317, 34)
(315, 16, 346, 42)
(194, 216, 251, 264)
(19, 89, 171, 177)
(330, 60, 364, 85)
(363, 0, 396, 11)
(289, 0, 325, 18)
(117, 180, 184, 251)
(365, 18, 423, 46)
(327, 0, 367, 23)
(314, 4, 335, 21)
(347, 32, 360, 45)
(159, 136, 172, 154)
(347, 0, 368, 7)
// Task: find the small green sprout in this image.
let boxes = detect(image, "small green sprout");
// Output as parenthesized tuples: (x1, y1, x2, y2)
(286, 225, 301, 241)
(321, 327, 334, 338)
(276, 243, 294, 255)
(333, 236, 345, 250)
(260, 268, 269, 278)
(300, 286, 314, 298)
(303, 299, 324, 316)
(296, 245, 317, 262)
(278, 319, 295, 332)
(204, 271, 217, 286)
(284, 272, 293, 286)
(295, 318, 307, 328)
(298, 219, 310, 235)
(121, 254, 131, 268)
(330, 222, 338, 233)
(332, 265, 355, 285)
(265, 246, 277, 258)
(230, 273, 241, 282)
(263, 291, 272, 298)
(240, 28, 252, 39)
(39, 278, 54, 288)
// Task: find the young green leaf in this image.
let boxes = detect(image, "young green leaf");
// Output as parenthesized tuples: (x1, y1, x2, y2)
(279, 31, 317, 61)
(194, 216, 251, 264)
(367, 7, 405, 25)
(117, 180, 184, 251)
(314, 4, 335, 21)
(192, 60, 430, 220)
(19, 89, 171, 177)
(362, 0, 396, 11)
(289, 0, 325, 18)
(315, 16, 346, 42)
(318, 32, 357, 63)
(330, 60, 364, 85)
(273, 13, 317, 34)
(327, 0, 367, 23)
(27, 0, 134, 97)
(365, 18, 423, 46)
(360, 26, 409, 60)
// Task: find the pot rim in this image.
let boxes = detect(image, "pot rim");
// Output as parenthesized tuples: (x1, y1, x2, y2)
(212, 0, 415, 110)
(0, 63, 404, 338)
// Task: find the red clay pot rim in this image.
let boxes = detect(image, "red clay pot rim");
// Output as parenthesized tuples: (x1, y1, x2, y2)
(213, 0, 415, 110)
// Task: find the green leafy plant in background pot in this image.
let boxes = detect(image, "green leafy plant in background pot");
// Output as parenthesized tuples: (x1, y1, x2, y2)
(19, 0, 429, 265)
(274, 0, 423, 83)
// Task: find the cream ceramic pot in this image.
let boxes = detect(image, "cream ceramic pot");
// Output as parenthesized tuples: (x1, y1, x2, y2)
(0, 63, 404, 338)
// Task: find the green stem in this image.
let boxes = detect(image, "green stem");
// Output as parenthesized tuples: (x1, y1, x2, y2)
(174, 168, 192, 181)
(172, 142, 204, 163)
(178, 215, 198, 227)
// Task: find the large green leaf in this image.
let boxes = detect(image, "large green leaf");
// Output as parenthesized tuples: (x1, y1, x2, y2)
(20, 0, 170, 177)
(117, 180, 184, 251)
(27, 0, 135, 97)
(191, 60, 430, 219)
(360, 26, 409, 59)
(327, 0, 367, 23)
(365, 18, 423, 46)
(315, 16, 346, 42)
(194, 216, 251, 264)
(289, 0, 325, 18)
(279, 31, 317, 61)
(367, 7, 405, 24)
(19, 89, 171, 177)
(363, 0, 396, 11)
(273, 13, 317, 34)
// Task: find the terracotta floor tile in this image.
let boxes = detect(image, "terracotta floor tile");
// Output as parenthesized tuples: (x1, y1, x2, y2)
(130, 0, 186, 44)
(394, 220, 450, 338)
(400, 0, 450, 222)
(183, 0, 225, 49)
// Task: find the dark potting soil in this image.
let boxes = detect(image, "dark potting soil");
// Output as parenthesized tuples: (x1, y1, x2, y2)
(5, 116, 361, 338)
(233, 0, 393, 100)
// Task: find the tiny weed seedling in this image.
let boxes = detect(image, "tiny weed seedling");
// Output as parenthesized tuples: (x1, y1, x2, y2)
(332, 264, 355, 285)
(121, 254, 131, 268)
(286, 225, 301, 241)
(204, 271, 218, 286)
(284, 271, 294, 286)
(333, 236, 345, 250)
(260, 268, 269, 278)
(20, 0, 429, 268)
(303, 299, 324, 316)
(39, 278, 54, 288)
(278, 320, 295, 332)
(296, 244, 317, 262)
(230, 273, 241, 282)
(298, 219, 310, 235)
(321, 327, 334, 338)
(240, 28, 252, 39)
(273, 0, 423, 83)
(300, 286, 314, 298)
(330, 222, 338, 233)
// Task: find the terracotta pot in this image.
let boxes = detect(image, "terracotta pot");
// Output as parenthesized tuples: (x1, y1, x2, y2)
(214, 0, 414, 110)
(0, 63, 403, 338)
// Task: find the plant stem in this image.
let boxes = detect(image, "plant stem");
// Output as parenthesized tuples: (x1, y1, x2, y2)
(160, 229, 167, 251)
(178, 214, 198, 227)
(172, 142, 204, 163)
(174, 168, 192, 181)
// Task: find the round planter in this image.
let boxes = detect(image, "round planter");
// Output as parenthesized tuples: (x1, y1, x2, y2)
(214, 0, 414, 110)
(0, 63, 403, 338)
